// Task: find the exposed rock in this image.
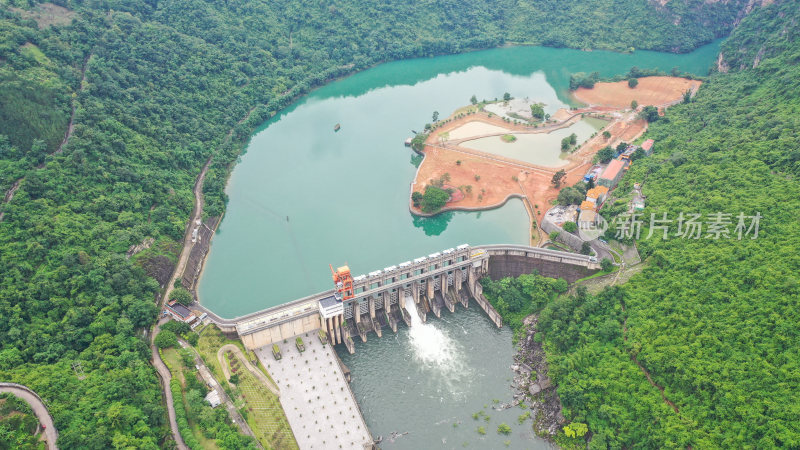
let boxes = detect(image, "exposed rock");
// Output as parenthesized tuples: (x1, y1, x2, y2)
(717, 52, 730, 73)
(127, 236, 155, 258)
(511, 314, 565, 439)
(753, 46, 766, 68)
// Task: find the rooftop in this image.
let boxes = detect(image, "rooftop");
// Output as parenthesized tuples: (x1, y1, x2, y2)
(642, 139, 654, 151)
(580, 200, 596, 211)
(579, 209, 597, 222)
(167, 301, 193, 319)
(319, 295, 340, 309)
(586, 186, 609, 199)
(600, 159, 625, 181)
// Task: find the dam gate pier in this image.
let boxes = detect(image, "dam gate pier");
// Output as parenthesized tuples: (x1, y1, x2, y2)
(196, 244, 599, 354)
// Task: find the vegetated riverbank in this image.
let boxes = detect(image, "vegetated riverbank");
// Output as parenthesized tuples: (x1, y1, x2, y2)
(511, 314, 565, 438)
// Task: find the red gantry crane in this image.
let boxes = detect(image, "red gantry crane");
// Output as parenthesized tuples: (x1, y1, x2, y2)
(330, 264, 354, 302)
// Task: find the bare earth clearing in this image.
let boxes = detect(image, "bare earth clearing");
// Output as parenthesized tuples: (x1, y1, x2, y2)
(573, 76, 702, 108)
(410, 77, 698, 239)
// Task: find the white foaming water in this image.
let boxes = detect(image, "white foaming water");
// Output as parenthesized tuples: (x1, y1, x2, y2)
(404, 297, 459, 368)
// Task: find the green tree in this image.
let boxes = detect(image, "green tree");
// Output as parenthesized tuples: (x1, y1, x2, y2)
(432, 111, 439, 122)
(530, 103, 545, 120)
(421, 186, 450, 213)
(631, 99, 639, 110)
(551, 169, 567, 187)
(558, 186, 584, 205)
(563, 221, 577, 233)
(580, 241, 591, 254)
(497, 423, 512, 435)
(411, 133, 428, 151)
(503, 92, 511, 101)
(170, 287, 194, 306)
(563, 422, 588, 438)
(602, 130, 611, 139)
(628, 78, 639, 88)
(597, 146, 614, 163)
(155, 330, 178, 349)
(470, 95, 477, 105)
(411, 191, 423, 207)
(638, 105, 659, 122)
(600, 258, 613, 271)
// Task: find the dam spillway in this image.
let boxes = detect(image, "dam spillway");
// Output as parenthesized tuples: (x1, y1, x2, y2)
(195, 244, 600, 352)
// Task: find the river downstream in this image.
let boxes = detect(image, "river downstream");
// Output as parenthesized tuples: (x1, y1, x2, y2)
(198, 41, 721, 448)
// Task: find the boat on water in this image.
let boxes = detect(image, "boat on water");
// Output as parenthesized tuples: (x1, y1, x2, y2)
(334, 123, 341, 131)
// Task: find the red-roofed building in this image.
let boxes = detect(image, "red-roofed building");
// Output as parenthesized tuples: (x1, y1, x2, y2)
(641, 139, 655, 155)
(166, 301, 196, 323)
(598, 159, 626, 188)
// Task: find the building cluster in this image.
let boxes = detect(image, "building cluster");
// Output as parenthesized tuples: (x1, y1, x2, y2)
(577, 139, 654, 227)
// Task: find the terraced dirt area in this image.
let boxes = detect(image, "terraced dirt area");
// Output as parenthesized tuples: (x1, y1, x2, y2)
(573, 76, 702, 108)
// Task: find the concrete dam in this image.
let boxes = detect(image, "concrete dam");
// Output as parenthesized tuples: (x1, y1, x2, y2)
(197, 244, 600, 353)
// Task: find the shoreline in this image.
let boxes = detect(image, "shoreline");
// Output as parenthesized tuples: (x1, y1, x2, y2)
(407, 108, 620, 224)
(512, 314, 565, 441)
(407, 76, 696, 222)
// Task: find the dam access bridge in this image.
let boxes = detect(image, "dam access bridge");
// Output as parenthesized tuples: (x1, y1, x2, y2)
(195, 244, 600, 353)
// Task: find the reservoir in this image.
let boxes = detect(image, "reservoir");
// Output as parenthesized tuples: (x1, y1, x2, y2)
(198, 41, 720, 318)
(198, 41, 721, 448)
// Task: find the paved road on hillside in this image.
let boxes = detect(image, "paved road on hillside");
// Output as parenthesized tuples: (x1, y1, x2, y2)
(0, 383, 58, 449)
(151, 318, 188, 450)
(150, 157, 212, 450)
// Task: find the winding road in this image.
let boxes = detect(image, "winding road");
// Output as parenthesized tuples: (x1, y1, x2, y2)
(0, 383, 58, 449)
(150, 156, 213, 450)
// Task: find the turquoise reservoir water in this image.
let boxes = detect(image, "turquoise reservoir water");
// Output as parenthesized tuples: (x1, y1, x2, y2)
(199, 41, 722, 449)
(198, 41, 721, 318)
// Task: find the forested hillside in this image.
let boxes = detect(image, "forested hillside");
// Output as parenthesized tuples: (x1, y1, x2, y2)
(532, 1, 800, 447)
(0, 0, 778, 447)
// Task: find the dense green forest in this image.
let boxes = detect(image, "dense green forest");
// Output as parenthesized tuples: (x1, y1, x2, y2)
(0, 0, 783, 447)
(0, 392, 42, 448)
(490, 1, 800, 447)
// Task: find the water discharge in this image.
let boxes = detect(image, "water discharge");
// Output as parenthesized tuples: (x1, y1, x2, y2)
(197, 39, 724, 449)
(404, 297, 460, 371)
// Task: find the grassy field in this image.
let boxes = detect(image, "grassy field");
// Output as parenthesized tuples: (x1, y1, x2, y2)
(197, 326, 297, 449)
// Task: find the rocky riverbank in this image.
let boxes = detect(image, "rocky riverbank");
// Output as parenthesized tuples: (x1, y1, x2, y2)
(511, 314, 565, 438)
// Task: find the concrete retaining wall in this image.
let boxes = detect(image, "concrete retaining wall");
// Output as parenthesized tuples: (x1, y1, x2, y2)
(540, 217, 584, 252)
(487, 253, 596, 283)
